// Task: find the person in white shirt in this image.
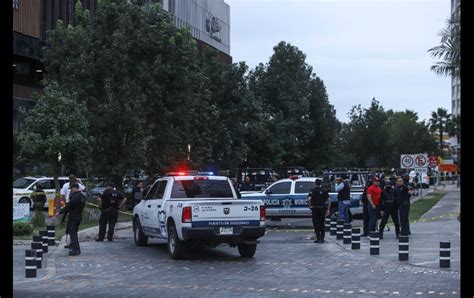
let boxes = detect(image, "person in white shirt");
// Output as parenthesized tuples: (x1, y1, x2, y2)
(61, 175, 86, 203)
(60, 174, 85, 248)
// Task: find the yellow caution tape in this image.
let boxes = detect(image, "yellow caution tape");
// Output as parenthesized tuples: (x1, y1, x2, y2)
(411, 212, 459, 224)
(85, 201, 133, 216)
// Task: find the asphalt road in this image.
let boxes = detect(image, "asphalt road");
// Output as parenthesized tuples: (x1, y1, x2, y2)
(13, 189, 461, 297)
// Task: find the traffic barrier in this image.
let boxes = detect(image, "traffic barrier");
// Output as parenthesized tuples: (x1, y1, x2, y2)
(440, 241, 451, 268)
(343, 223, 351, 244)
(25, 249, 37, 278)
(39, 231, 48, 253)
(351, 227, 360, 250)
(325, 217, 330, 232)
(370, 232, 379, 255)
(31, 236, 43, 269)
(399, 236, 409, 261)
(330, 217, 336, 236)
(336, 220, 344, 240)
(47, 225, 55, 246)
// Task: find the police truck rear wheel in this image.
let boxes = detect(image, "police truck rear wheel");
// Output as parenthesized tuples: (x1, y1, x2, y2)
(133, 217, 148, 246)
(167, 224, 184, 259)
(238, 243, 257, 258)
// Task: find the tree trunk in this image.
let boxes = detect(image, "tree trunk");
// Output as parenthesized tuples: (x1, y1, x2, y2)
(52, 160, 61, 216)
(113, 175, 124, 193)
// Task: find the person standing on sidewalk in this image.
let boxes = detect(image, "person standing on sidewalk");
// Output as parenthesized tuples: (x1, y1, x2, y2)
(360, 175, 373, 237)
(307, 179, 331, 243)
(335, 175, 351, 223)
(366, 177, 382, 234)
(395, 177, 412, 236)
(60, 174, 86, 249)
(55, 183, 86, 256)
(96, 182, 127, 242)
(378, 181, 400, 239)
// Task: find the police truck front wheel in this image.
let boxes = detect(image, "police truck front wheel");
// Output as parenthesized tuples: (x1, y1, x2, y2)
(133, 217, 148, 246)
(167, 224, 185, 260)
(238, 243, 257, 258)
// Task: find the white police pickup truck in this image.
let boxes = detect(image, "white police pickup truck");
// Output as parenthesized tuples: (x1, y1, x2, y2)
(132, 173, 266, 259)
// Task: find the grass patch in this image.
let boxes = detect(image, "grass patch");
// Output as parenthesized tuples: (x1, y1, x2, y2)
(409, 191, 446, 222)
(13, 206, 132, 241)
(384, 191, 446, 225)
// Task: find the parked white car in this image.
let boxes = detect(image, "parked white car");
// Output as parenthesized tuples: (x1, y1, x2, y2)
(13, 176, 78, 209)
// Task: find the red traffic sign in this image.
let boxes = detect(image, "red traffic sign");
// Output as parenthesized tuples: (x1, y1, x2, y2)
(415, 155, 428, 167)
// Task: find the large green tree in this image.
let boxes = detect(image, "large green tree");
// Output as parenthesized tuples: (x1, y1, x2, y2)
(18, 80, 90, 211)
(429, 108, 451, 156)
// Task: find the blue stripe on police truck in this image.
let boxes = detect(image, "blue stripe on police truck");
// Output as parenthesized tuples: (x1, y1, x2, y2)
(192, 220, 261, 228)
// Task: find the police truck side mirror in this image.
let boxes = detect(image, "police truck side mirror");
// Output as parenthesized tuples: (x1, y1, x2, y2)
(236, 191, 242, 199)
(265, 189, 272, 195)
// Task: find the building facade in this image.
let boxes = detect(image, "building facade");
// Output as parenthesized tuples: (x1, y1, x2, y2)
(449, 0, 460, 164)
(13, 0, 98, 132)
(161, 0, 231, 64)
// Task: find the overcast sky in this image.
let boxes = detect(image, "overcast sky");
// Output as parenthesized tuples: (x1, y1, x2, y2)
(225, 0, 452, 123)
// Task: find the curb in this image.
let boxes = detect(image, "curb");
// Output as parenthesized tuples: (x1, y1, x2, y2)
(15, 221, 133, 284)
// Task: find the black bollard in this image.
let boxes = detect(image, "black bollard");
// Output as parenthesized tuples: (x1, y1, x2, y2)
(440, 241, 451, 268)
(336, 220, 344, 240)
(330, 217, 337, 236)
(370, 232, 379, 255)
(343, 223, 352, 244)
(39, 231, 48, 253)
(31, 236, 43, 269)
(47, 225, 55, 246)
(25, 249, 37, 278)
(351, 227, 360, 250)
(325, 217, 330, 232)
(399, 236, 409, 261)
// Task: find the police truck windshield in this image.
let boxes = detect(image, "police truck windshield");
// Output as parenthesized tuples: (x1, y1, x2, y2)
(13, 178, 35, 189)
(171, 179, 234, 199)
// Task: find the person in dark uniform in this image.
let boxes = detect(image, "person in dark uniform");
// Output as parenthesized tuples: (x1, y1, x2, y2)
(96, 182, 127, 242)
(307, 179, 331, 243)
(378, 181, 400, 239)
(55, 183, 86, 256)
(360, 176, 373, 237)
(394, 177, 412, 236)
(335, 175, 351, 223)
(132, 181, 145, 207)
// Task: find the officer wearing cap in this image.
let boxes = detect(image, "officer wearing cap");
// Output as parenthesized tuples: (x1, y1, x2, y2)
(96, 182, 126, 241)
(307, 179, 331, 243)
(55, 183, 86, 256)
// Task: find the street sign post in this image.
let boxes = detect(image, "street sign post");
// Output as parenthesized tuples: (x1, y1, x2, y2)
(401, 154, 428, 169)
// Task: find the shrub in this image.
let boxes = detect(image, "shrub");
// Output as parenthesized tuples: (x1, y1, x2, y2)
(13, 221, 33, 236)
(31, 210, 45, 227)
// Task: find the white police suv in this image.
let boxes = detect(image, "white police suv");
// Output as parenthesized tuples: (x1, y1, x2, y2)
(13, 176, 70, 209)
(132, 172, 266, 259)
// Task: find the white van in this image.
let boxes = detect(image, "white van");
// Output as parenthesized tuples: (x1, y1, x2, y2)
(13, 176, 73, 209)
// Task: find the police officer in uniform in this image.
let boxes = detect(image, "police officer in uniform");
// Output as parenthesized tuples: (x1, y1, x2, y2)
(394, 177, 412, 236)
(378, 180, 400, 239)
(360, 175, 373, 237)
(96, 182, 126, 241)
(307, 179, 331, 243)
(55, 183, 86, 256)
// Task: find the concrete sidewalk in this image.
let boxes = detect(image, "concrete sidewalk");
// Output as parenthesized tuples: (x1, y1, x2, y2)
(332, 189, 461, 271)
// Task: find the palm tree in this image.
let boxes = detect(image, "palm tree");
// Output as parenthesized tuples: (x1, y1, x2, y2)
(447, 114, 460, 144)
(428, 2, 460, 78)
(429, 108, 451, 155)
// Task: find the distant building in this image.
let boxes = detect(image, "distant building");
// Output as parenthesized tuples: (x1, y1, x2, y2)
(161, 0, 232, 64)
(449, 0, 460, 163)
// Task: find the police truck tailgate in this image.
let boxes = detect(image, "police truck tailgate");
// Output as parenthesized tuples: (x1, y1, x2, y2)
(188, 200, 264, 229)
